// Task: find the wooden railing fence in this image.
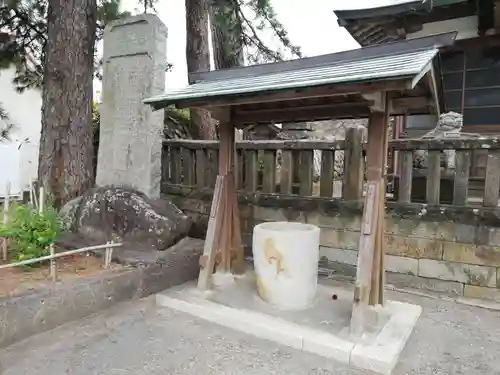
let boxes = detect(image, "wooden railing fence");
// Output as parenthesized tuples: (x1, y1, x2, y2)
(162, 133, 500, 208)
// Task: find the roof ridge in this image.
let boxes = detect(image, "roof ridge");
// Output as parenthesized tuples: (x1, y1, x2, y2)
(188, 32, 455, 84)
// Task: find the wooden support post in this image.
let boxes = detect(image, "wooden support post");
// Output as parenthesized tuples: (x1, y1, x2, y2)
(3, 181, 10, 225)
(2, 181, 10, 261)
(104, 240, 113, 269)
(195, 149, 207, 188)
(299, 150, 313, 196)
(161, 143, 170, 187)
(39, 186, 45, 213)
(350, 94, 389, 337)
(217, 120, 232, 273)
(229, 174, 246, 274)
(0, 238, 6, 263)
(280, 151, 293, 194)
(245, 150, 258, 192)
(371, 108, 389, 307)
(343, 128, 364, 200)
(319, 150, 334, 198)
(197, 108, 245, 289)
(29, 177, 34, 206)
(426, 151, 441, 205)
(182, 148, 195, 185)
(49, 243, 57, 282)
(170, 147, 180, 184)
(262, 151, 276, 193)
(234, 149, 243, 190)
(398, 151, 413, 203)
(197, 176, 224, 289)
(484, 150, 500, 207)
(454, 151, 471, 206)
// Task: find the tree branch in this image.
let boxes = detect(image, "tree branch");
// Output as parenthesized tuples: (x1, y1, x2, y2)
(12, 8, 47, 42)
(232, 0, 280, 61)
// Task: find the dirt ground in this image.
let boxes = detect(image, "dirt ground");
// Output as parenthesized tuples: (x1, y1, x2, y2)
(0, 250, 123, 298)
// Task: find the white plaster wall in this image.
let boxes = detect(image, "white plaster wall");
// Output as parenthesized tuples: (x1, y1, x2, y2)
(0, 66, 42, 197)
(407, 16, 479, 41)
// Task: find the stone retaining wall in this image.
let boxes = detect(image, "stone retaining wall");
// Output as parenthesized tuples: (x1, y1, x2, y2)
(168, 188, 500, 302)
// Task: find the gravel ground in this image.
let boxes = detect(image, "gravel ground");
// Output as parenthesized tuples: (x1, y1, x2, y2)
(1, 289, 500, 375)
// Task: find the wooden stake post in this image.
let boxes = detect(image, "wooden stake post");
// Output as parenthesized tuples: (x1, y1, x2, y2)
(197, 109, 246, 290)
(350, 94, 389, 337)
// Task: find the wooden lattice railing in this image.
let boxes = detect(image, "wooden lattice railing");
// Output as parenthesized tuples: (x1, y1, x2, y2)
(161, 133, 500, 208)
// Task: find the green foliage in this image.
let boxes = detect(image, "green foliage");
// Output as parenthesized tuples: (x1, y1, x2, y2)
(210, 0, 302, 66)
(92, 100, 100, 130)
(0, 102, 14, 142)
(0, 203, 61, 265)
(168, 107, 191, 122)
(0, 0, 128, 92)
(247, 0, 302, 61)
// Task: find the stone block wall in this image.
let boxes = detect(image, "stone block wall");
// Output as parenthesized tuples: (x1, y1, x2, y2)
(316, 215, 500, 299)
(167, 187, 500, 302)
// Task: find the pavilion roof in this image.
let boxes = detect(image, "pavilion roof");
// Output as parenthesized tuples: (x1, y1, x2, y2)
(144, 33, 455, 112)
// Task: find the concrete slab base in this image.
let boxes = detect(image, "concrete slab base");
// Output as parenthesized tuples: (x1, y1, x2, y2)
(156, 274, 421, 375)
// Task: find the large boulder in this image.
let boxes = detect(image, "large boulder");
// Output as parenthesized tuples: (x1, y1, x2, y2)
(59, 186, 191, 250)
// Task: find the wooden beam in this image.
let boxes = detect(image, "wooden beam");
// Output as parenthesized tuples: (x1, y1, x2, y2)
(391, 96, 431, 111)
(353, 23, 384, 39)
(233, 102, 372, 125)
(209, 107, 231, 122)
(425, 67, 441, 116)
(233, 94, 435, 125)
(162, 139, 347, 150)
(169, 79, 410, 110)
(364, 92, 433, 115)
(362, 92, 385, 112)
(411, 60, 433, 90)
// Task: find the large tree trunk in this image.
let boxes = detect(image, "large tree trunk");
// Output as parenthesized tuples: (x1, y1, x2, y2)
(39, 0, 96, 208)
(185, 0, 217, 140)
(210, 0, 244, 140)
(210, 0, 244, 70)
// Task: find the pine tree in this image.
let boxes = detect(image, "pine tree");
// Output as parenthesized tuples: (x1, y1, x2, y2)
(0, 0, 127, 92)
(210, 0, 302, 69)
(185, 0, 218, 140)
(185, 0, 301, 139)
(36, 0, 97, 207)
(0, 0, 128, 206)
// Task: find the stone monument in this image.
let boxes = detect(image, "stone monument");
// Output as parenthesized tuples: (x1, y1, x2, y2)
(96, 14, 168, 198)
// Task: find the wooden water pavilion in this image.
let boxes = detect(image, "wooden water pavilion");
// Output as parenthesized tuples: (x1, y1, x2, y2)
(144, 32, 456, 334)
